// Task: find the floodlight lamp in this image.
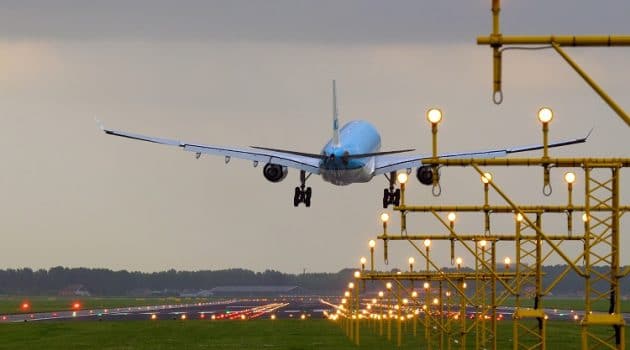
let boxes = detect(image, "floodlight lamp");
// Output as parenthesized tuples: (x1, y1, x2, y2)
(564, 172, 576, 184)
(538, 107, 553, 124)
(423, 238, 431, 248)
(397, 172, 408, 184)
(426, 108, 443, 124)
(369, 239, 376, 248)
(447, 212, 456, 222)
(380, 212, 390, 223)
(408, 257, 415, 265)
(481, 172, 493, 184)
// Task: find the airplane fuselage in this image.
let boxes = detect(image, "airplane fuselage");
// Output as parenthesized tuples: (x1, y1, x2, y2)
(320, 120, 381, 185)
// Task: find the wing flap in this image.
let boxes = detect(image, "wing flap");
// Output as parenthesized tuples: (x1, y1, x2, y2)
(103, 127, 321, 174)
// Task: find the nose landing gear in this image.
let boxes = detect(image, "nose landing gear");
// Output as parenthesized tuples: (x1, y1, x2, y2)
(382, 171, 400, 208)
(294, 170, 312, 207)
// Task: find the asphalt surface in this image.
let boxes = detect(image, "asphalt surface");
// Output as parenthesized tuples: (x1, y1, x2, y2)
(0, 297, 330, 323)
(1, 296, 627, 324)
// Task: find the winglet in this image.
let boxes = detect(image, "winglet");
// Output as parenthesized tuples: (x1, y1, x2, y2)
(94, 117, 105, 132)
(584, 127, 594, 141)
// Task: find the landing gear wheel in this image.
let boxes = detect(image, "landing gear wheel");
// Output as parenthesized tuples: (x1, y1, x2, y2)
(305, 187, 312, 207)
(294, 187, 301, 207)
(383, 189, 390, 208)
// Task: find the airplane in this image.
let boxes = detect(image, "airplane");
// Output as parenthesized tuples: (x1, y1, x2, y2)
(100, 81, 588, 208)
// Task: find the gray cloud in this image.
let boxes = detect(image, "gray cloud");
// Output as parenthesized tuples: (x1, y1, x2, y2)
(0, 1, 629, 44)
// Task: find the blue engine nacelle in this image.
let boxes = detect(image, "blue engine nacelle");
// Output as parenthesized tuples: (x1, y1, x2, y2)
(263, 163, 288, 183)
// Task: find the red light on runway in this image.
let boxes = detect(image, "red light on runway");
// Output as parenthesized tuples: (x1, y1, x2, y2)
(21, 302, 30, 311)
(72, 302, 81, 310)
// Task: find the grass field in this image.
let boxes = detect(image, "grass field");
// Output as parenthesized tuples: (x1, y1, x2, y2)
(500, 297, 630, 313)
(0, 296, 214, 315)
(0, 319, 627, 349)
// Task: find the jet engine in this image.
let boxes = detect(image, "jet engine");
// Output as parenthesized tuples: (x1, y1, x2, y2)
(263, 163, 288, 183)
(416, 165, 434, 186)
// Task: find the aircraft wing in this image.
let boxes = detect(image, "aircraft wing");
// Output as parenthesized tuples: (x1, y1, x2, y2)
(101, 126, 321, 174)
(373, 133, 589, 175)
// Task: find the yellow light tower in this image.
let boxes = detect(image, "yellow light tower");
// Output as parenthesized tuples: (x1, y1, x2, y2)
(423, 239, 431, 272)
(565, 172, 576, 234)
(368, 239, 376, 272)
(386, 282, 393, 341)
(380, 213, 390, 263)
(481, 172, 493, 233)
(426, 108, 443, 191)
(447, 212, 457, 264)
(378, 291, 385, 336)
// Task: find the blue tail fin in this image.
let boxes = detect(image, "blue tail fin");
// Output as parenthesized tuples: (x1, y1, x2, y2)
(332, 80, 340, 147)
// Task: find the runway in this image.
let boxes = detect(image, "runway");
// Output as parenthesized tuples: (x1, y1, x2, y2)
(1, 296, 627, 324)
(0, 297, 329, 323)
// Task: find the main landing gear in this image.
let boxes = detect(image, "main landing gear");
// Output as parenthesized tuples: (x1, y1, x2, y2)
(294, 170, 312, 207)
(383, 171, 400, 208)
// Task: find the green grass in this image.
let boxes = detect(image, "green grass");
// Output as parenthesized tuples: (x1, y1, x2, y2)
(500, 297, 630, 313)
(0, 296, 215, 315)
(0, 319, 627, 349)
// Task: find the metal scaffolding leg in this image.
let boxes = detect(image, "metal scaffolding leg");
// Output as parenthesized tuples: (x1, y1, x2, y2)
(581, 166, 626, 350)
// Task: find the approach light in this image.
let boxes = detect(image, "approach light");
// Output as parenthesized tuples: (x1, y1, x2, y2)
(582, 213, 589, 222)
(348, 282, 355, 289)
(21, 302, 30, 311)
(408, 257, 415, 265)
(479, 240, 487, 249)
(397, 172, 408, 184)
(481, 172, 493, 184)
(504, 257, 511, 269)
(271, 314, 276, 320)
(455, 257, 463, 269)
(151, 314, 157, 320)
(426, 108, 443, 124)
(447, 212, 456, 222)
(369, 239, 376, 248)
(72, 302, 81, 310)
(378, 291, 384, 298)
(564, 172, 576, 184)
(516, 213, 524, 222)
(380, 212, 390, 223)
(423, 282, 430, 290)
(360, 257, 367, 265)
(411, 291, 418, 298)
(386, 282, 392, 290)
(423, 239, 431, 248)
(538, 107, 553, 124)
(354, 271, 361, 278)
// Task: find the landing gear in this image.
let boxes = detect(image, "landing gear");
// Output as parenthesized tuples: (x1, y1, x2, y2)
(382, 171, 400, 208)
(294, 170, 312, 207)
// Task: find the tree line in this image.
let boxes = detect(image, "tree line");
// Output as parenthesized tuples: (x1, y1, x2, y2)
(0, 265, 626, 296)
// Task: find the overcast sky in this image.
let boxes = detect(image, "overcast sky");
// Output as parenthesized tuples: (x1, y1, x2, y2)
(0, 1, 628, 274)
